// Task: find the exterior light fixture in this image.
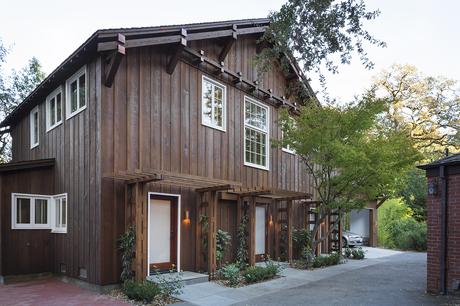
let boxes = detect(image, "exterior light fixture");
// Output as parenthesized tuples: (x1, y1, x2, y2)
(269, 214, 273, 226)
(183, 210, 191, 225)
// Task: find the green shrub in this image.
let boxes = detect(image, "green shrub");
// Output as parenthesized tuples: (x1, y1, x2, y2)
(389, 219, 427, 251)
(243, 261, 281, 284)
(119, 226, 135, 282)
(344, 247, 352, 258)
(292, 228, 311, 258)
(351, 247, 365, 259)
(313, 252, 341, 268)
(216, 229, 232, 265)
(218, 263, 241, 287)
(123, 280, 161, 303)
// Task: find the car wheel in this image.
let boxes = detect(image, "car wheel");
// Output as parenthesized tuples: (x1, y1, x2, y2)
(342, 238, 348, 248)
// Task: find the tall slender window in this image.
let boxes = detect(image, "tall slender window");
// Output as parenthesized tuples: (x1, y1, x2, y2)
(30, 106, 39, 149)
(201, 76, 226, 131)
(244, 96, 269, 170)
(46, 87, 63, 131)
(66, 66, 87, 119)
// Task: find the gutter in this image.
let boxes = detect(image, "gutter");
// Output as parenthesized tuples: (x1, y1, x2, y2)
(440, 165, 447, 294)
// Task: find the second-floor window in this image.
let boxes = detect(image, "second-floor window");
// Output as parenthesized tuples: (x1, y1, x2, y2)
(30, 106, 39, 149)
(244, 96, 269, 170)
(202, 76, 226, 131)
(66, 66, 87, 119)
(46, 87, 63, 131)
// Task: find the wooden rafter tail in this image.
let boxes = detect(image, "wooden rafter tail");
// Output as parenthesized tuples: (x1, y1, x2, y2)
(218, 24, 237, 62)
(166, 29, 187, 74)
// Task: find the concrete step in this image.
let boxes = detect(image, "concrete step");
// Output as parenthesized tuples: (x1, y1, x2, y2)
(148, 271, 208, 286)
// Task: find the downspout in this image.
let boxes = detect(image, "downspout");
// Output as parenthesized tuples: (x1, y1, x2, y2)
(439, 165, 447, 294)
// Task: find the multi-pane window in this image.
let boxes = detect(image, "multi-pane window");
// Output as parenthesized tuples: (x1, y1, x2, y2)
(11, 193, 67, 233)
(12, 194, 50, 229)
(30, 106, 39, 149)
(46, 87, 63, 131)
(66, 66, 87, 119)
(202, 76, 226, 131)
(53, 194, 67, 233)
(244, 97, 269, 170)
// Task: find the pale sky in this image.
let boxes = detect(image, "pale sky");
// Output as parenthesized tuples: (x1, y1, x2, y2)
(1, 0, 459, 103)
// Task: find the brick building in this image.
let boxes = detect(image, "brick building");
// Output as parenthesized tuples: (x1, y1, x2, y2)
(419, 153, 460, 294)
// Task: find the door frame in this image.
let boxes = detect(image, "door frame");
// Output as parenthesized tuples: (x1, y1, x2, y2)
(255, 203, 269, 262)
(147, 192, 181, 276)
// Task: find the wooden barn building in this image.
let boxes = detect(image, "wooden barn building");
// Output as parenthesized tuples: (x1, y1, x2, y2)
(0, 18, 338, 288)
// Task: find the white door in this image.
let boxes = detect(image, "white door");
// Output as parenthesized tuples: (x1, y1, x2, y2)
(255, 206, 266, 255)
(149, 199, 171, 265)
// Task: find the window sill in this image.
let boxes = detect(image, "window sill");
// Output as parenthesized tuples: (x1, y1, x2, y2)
(46, 121, 63, 133)
(30, 143, 39, 150)
(52, 229, 67, 234)
(244, 162, 269, 171)
(66, 105, 87, 121)
(282, 148, 296, 155)
(201, 121, 226, 132)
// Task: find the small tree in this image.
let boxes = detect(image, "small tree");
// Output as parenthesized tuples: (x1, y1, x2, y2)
(279, 93, 421, 253)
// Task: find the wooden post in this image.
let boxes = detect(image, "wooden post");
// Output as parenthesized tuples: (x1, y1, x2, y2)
(338, 210, 343, 252)
(207, 191, 218, 280)
(236, 196, 243, 230)
(287, 200, 293, 263)
(248, 197, 256, 266)
(274, 200, 280, 260)
(134, 183, 143, 281)
(195, 193, 202, 272)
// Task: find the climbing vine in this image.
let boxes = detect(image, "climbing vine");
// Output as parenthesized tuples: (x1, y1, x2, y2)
(236, 213, 249, 269)
(119, 226, 136, 282)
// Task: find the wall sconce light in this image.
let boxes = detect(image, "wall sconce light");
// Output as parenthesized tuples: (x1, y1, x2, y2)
(269, 214, 273, 226)
(183, 210, 191, 225)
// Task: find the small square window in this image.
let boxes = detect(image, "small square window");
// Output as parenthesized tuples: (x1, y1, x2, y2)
(12, 194, 50, 229)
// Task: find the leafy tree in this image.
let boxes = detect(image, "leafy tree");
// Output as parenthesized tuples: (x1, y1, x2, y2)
(396, 168, 427, 222)
(279, 93, 421, 253)
(373, 64, 460, 158)
(0, 38, 45, 162)
(257, 0, 385, 98)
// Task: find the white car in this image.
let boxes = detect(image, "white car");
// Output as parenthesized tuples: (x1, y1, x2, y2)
(343, 231, 363, 247)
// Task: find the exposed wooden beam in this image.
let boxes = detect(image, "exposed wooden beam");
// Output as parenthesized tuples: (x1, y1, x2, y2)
(195, 184, 233, 193)
(218, 25, 237, 62)
(104, 34, 125, 87)
(166, 29, 187, 75)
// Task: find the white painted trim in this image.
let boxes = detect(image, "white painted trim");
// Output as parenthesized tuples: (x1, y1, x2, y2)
(45, 86, 63, 132)
(11, 193, 52, 229)
(51, 193, 68, 234)
(243, 96, 270, 171)
(201, 75, 227, 132)
(147, 192, 181, 278)
(65, 65, 87, 120)
(29, 106, 39, 149)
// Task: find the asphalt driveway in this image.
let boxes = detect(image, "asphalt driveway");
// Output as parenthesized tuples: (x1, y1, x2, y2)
(233, 252, 459, 306)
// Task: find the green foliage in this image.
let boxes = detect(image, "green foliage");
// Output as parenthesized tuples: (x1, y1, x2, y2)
(256, 0, 385, 96)
(351, 247, 365, 260)
(199, 215, 209, 261)
(242, 261, 282, 284)
(216, 229, 232, 265)
(119, 226, 135, 282)
(292, 228, 311, 258)
(312, 252, 341, 268)
(218, 263, 241, 287)
(236, 214, 249, 269)
(123, 280, 161, 303)
(279, 94, 421, 252)
(397, 169, 427, 221)
(378, 199, 426, 251)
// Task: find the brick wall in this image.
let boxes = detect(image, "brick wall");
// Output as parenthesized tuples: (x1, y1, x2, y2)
(426, 172, 460, 294)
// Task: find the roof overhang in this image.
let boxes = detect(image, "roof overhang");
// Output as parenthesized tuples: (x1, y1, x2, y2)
(0, 158, 55, 173)
(1, 18, 316, 128)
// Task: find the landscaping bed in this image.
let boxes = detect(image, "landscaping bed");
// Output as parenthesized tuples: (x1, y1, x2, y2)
(216, 260, 284, 287)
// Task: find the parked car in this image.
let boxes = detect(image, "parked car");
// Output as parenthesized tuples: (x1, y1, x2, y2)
(342, 231, 363, 247)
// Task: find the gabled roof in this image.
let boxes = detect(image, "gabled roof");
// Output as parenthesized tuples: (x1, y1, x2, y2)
(418, 153, 460, 170)
(0, 18, 315, 128)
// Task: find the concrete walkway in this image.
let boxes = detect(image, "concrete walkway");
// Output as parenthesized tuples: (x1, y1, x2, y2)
(175, 248, 459, 306)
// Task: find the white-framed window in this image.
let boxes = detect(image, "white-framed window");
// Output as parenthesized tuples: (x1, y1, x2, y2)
(30, 106, 39, 149)
(46, 86, 63, 131)
(201, 76, 226, 131)
(52, 194, 67, 233)
(11, 194, 51, 229)
(244, 96, 270, 170)
(11, 193, 68, 233)
(66, 65, 87, 119)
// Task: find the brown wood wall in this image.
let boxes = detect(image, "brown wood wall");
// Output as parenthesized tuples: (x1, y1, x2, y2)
(8, 59, 102, 284)
(100, 36, 316, 282)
